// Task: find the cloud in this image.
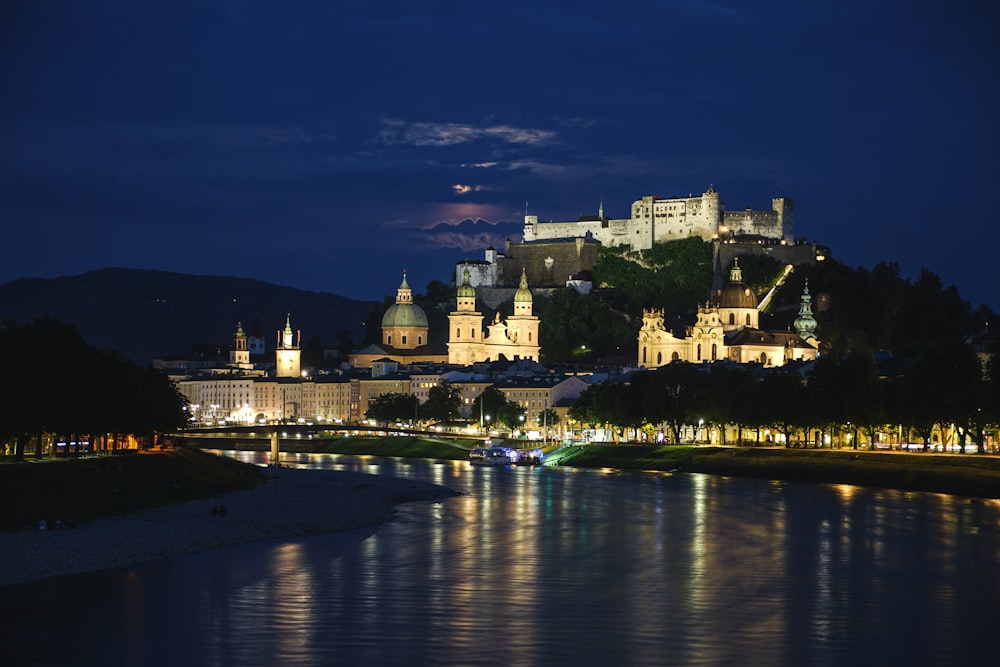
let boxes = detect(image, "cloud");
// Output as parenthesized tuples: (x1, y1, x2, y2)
(452, 184, 489, 195)
(377, 120, 556, 147)
(407, 217, 523, 252)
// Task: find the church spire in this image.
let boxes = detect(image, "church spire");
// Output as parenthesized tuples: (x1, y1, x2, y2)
(794, 279, 818, 341)
(396, 270, 413, 304)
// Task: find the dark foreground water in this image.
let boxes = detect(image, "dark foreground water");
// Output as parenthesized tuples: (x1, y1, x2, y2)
(3, 453, 999, 666)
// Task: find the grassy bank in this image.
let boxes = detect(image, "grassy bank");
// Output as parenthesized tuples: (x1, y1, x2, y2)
(213, 435, 474, 460)
(562, 445, 1000, 499)
(0, 448, 264, 532)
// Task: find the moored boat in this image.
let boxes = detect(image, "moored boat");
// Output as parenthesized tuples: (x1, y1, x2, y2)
(469, 447, 512, 466)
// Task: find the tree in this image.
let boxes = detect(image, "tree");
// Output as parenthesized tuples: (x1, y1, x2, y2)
(471, 387, 525, 430)
(365, 392, 418, 425)
(647, 362, 700, 444)
(0, 318, 188, 458)
(420, 382, 462, 423)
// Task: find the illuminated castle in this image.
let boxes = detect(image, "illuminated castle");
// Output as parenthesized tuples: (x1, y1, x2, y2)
(523, 185, 793, 251)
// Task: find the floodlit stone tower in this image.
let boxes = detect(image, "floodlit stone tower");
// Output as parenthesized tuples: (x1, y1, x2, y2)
(230, 321, 250, 367)
(275, 313, 301, 378)
(447, 268, 485, 365)
(505, 268, 540, 357)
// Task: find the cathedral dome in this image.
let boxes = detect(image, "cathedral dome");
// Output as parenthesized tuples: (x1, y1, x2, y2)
(381, 302, 428, 329)
(382, 272, 429, 329)
(715, 258, 757, 309)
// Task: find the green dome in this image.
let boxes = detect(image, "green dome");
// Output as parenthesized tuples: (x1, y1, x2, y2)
(514, 268, 532, 302)
(382, 302, 428, 329)
(457, 268, 476, 298)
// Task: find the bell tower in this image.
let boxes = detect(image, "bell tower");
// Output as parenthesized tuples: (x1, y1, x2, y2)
(230, 321, 250, 367)
(448, 268, 484, 365)
(275, 313, 301, 377)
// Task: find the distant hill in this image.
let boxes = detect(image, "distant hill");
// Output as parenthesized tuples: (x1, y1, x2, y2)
(0, 268, 372, 364)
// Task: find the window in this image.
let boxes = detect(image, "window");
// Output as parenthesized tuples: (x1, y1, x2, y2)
(729, 314, 735, 325)
(642, 347, 647, 364)
(418, 336, 423, 345)
(697, 343, 702, 361)
(456, 328, 461, 338)
(402, 335, 407, 345)
(711, 343, 717, 360)
(656, 351, 662, 365)
(746, 314, 751, 326)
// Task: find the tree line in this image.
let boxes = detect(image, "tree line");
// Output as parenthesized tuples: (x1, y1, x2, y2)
(569, 343, 999, 452)
(0, 318, 188, 460)
(365, 384, 545, 432)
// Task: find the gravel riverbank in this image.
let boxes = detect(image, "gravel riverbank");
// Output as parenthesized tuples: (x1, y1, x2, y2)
(0, 466, 459, 588)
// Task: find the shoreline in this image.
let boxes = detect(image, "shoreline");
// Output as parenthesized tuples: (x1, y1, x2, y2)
(0, 466, 459, 588)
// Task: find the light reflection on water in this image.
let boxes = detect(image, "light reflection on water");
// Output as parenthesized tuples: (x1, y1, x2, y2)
(2, 452, 999, 666)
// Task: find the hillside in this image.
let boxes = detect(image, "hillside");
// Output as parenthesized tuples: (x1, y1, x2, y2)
(0, 268, 371, 364)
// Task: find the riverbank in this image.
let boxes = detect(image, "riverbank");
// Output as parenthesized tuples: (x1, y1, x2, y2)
(192, 435, 1000, 499)
(0, 451, 459, 587)
(560, 444, 1000, 499)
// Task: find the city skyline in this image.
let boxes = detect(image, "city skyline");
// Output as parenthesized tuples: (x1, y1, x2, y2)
(1, 1, 997, 309)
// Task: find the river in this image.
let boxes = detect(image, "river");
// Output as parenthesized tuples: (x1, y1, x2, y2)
(3, 453, 999, 666)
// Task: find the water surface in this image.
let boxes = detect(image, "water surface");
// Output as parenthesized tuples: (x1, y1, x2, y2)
(3, 454, 998, 666)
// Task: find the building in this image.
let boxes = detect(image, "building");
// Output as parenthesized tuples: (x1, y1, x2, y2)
(349, 272, 448, 368)
(448, 268, 541, 365)
(523, 185, 793, 251)
(638, 259, 819, 368)
(275, 313, 301, 378)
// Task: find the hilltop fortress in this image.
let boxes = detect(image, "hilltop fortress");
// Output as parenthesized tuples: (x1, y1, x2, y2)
(457, 185, 816, 301)
(523, 184, 793, 249)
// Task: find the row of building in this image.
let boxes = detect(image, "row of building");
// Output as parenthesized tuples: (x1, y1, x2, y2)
(168, 258, 820, 429)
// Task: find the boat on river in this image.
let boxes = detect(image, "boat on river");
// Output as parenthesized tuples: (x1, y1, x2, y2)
(469, 447, 512, 466)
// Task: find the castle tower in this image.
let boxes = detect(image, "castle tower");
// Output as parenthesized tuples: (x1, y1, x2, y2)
(794, 279, 818, 344)
(275, 313, 301, 378)
(230, 321, 250, 367)
(523, 213, 538, 242)
(381, 271, 429, 350)
(697, 184, 722, 240)
(773, 197, 795, 243)
(447, 268, 485, 365)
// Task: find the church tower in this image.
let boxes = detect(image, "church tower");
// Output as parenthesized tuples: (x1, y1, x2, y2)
(794, 279, 819, 345)
(447, 268, 484, 365)
(504, 268, 540, 360)
(275, 313, 301, 377)
(230, 321, 250, 367)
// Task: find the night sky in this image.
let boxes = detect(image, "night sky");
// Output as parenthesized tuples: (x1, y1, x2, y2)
(2, 1, 997, 309)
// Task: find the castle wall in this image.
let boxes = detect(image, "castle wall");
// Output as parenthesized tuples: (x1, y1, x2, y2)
(497, 238, 601, 288)
(455, 261, 495, 288)
(523, 186, 791, 251)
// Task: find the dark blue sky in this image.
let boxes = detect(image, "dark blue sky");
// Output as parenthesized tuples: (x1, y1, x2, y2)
(2, 1, 997, 309)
